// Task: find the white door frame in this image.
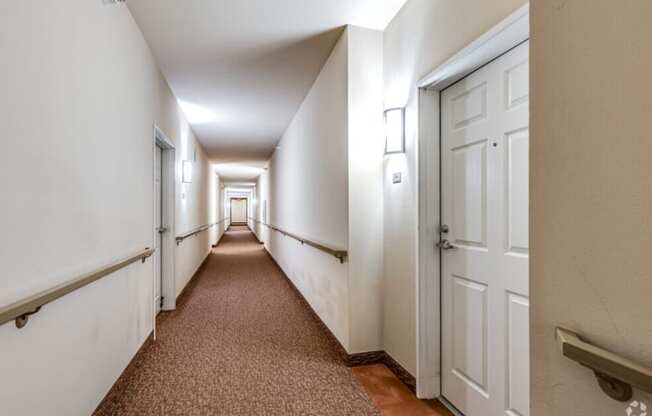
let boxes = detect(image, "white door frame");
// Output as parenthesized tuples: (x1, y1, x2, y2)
(415, 4, 529, 399)
(153, 125, 177, 313)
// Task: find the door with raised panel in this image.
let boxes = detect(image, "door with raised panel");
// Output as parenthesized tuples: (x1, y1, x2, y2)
(230, 198, 247, 224)
(441, 41, 529, 416)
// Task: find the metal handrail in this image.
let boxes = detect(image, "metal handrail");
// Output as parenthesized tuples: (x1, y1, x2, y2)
(176, 219, 227, 245)
(176, 225, 210, 245)
(556, 327, 652, 401)
(0, 248, 155, 329)
(249, 218, 347, 263)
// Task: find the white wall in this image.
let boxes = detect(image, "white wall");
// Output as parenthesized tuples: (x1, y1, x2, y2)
(0, 1, 214, 414)
(210, 174, 228, 245)
(260, 26, 384, 354)
(382, 0, 527, 375)
(171, 138, 213, 297)
(531, 1, 652, 414)
(346, 26, 385, 353)
(263, 30, 351, 348)
(252, 176, 269, 243)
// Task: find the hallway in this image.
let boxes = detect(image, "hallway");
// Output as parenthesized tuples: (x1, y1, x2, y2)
(94, 226, 378, 415)
(4, 2, 651, 415)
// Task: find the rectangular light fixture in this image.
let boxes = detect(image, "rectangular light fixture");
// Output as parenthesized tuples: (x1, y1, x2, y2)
(384, 107, 405, 154)
(182, 160, 193, 183)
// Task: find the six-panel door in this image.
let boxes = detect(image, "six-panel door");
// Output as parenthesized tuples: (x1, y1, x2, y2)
(441, 41, 530, 416)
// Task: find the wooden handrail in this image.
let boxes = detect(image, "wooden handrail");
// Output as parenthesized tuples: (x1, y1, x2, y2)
(0, 248, 155, 329)
(557, 327, 652, 401)
(176, 219, 228, 245)
(249, 218, 347, 263)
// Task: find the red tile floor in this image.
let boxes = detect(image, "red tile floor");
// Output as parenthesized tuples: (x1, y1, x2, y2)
(353, 364, 453, 416)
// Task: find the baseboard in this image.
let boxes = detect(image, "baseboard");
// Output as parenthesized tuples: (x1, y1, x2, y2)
(346, 350, 385, 366)
(261, 247, 417, 393)
(346, 350, 416, 393)
(93, 330, 154, 414)
(382, 352, 417, 393)
(175, 249, 211, 303)
(212, 229, 226, 248)
(263, 248, 350, 361)
(249, 226, 264, 244)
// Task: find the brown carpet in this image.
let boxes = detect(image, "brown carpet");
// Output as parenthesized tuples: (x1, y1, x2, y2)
(94, 226, 379, 416)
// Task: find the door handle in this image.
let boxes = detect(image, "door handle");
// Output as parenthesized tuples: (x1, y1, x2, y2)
(157, 227, 168, 234)
(437, 239, 457, 250)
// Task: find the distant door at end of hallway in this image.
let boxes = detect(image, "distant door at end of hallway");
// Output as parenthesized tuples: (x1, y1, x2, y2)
(230, 198, 247, 224)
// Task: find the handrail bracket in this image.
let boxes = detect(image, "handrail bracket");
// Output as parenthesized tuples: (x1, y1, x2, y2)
(15, 306, 42, 329)
(594, 370, 632, 402)
(142, 249, 154, 263)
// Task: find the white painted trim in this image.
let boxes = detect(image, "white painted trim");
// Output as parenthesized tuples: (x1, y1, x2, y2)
(416, 88, 441, 398)
(415, 3, 529, 399)
(418, 3, 529, 90)
(153, 125, 177, 313)
(154, 125, 175, 149)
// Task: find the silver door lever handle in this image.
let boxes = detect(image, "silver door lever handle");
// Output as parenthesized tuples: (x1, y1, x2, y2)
(437, 239, 457, 250)
(157, 227, 168, 234)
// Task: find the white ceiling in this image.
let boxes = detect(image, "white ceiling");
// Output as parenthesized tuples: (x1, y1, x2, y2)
(128, 0, 406, 175)
(213, 163, 265, 183)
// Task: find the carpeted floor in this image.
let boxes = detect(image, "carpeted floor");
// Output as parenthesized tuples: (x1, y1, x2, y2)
(94, 226, 379, 416)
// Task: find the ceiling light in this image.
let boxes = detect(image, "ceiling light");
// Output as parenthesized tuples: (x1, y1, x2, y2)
(179, 101, 218, 125)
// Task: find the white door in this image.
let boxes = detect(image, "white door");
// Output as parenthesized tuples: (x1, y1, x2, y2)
(154, 145, 163, 314)
(231, 198, 247, 224)
(441, 42, 529, 416)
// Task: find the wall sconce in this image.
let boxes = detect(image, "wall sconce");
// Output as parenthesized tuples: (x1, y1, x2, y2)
(384, 107, 405, 154)
(182, 160, 193, 183)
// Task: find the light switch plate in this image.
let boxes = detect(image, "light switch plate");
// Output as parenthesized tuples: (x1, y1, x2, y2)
(392, 172, 402, 184)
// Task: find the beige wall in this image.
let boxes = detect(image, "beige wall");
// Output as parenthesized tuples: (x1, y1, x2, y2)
(265, 31, 351, 348)
(531, 1, 652, 414)
(347, 26, 385, 353)
(157, 84, 215, 297)
(0, 1, 213, 414)
(260, 26, 385, 353)
(382, 0, 527, 375)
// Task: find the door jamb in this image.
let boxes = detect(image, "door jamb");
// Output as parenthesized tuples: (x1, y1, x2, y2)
(153, 125, 177, 314)
(415, 3, 530, 399)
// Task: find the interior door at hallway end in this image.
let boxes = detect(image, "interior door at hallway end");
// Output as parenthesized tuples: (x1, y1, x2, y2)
(230, 198, 247, 225)
(440, 41, 529, 416)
